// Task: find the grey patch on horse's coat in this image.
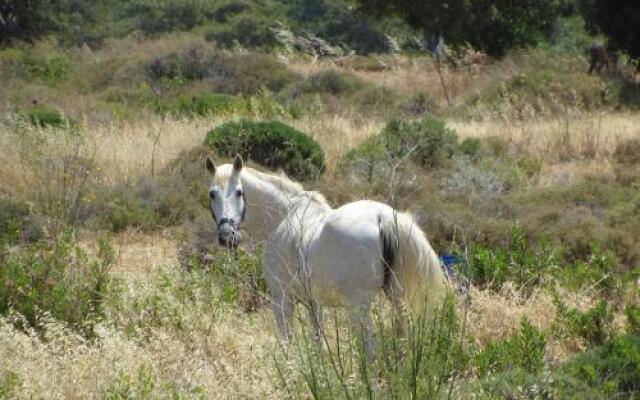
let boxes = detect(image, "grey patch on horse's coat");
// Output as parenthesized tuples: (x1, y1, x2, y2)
(379, 215, 396, 291)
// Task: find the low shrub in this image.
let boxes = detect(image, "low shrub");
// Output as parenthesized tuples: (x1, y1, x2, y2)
(97, 172, 203, 233)
(148, 50, 299, 96)
(302, 70, 364, 95)
(626, 304, 640, 335)
(341, 117, 457, 184)
(213, 53, 298, 95)
(508, 180, 640, 268)
(0, 196, 45, 245)
(401, 93, 438, 116)
(169, 92, 236, 118)
(346, 117, 457, 169)
(555, 298, 615, 346)
(0, 231, 114, 338)
(21, 105, 73, 128)
(613, 138, 640, 186)
(466, 225, 561, 293)
(204, 120, 325, 181)
(555, 245, 616, 291)
(475, 318, 547, 377)
(560, 334, 640, 396)
(458, 138, 482, 158)
(5, 49, 71, 85)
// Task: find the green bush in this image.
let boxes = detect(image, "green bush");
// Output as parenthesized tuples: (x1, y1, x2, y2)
(98, 173, 203, 233)
(204, 120, 325, 181)
(626, 304, 640, 336)
(467, 226, 561, 293)
(0, 231, 114, 338)
(21, 105, 73, 128)
(555, 298, 615, 346)
(8, 50, 71, 85)
(169, 92, 236, 118)
(560, 334, 640, 396)
(99, 194, 158, 233)
(303, 70, 364, 95)
(458, 137, 482, 158)
(345, 117, 458, 171)
(555, 245, 616, 291)
(0, 196, 44, 245)
(475, 318, 547, 377)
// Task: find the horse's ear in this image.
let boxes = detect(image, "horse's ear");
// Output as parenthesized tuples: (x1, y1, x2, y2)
(233, 154, 243, 173)
(205, 156, 216, 175)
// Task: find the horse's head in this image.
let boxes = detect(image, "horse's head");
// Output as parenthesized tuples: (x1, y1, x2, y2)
(205, 154, 246, 249)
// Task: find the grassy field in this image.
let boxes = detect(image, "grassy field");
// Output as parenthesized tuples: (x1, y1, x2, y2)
(1, 33, 639, 399)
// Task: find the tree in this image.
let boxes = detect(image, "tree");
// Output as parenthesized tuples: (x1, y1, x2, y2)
(0, 0, 56, 44)
(356, 0, 562, 57)
(580, 0, 640, 69)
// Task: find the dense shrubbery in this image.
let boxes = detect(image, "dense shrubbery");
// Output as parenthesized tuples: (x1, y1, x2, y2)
(560, 334, 640, 396)
(0, 196, 44, 245)
(0, 231, 114, 338)
(555, 298, 615, 346)
(148, 50, 299, 96)
(342, 117, 458, 183)
(475, 318, 547, 377)
(302, 69, 364, 95)
(169, 92, 236, 118)
(466, 226, 560, 293)
(347, 117, 458, 169)
(204, 120, 325, 181)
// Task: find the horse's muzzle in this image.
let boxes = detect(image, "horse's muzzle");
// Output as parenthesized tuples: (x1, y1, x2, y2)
(218, 223, 243, 249)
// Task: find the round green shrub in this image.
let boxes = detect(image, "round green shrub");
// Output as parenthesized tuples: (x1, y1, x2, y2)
(204, 120, 325, 181)
(341, 117, 458, 182)
(22, 105, 73, 128)
(0, 196, 44, 245)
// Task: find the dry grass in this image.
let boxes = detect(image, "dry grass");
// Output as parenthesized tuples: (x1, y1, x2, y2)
(1, 231, 600, 398)
(0, 231, 282, 399)
(450, 111, 640, 183)
(287, 54, 484, 107)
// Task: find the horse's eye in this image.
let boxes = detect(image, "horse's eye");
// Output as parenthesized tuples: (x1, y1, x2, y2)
(209, 190, 216, 199)
(236, 189, 243, 198)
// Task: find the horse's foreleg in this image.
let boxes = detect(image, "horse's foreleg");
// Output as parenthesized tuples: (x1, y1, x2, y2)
(349, 304, 374, 362)
(271, 293, 294, 341)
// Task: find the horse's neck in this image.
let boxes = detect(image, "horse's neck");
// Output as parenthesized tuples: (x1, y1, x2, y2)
(240, 173, 298, 242)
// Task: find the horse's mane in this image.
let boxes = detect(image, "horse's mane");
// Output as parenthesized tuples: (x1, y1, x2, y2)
(247, 167, 330, 206)
(215, 164, 329, 206)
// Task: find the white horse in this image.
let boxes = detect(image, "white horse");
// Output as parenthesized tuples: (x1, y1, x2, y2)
(205, 155, 448, 351)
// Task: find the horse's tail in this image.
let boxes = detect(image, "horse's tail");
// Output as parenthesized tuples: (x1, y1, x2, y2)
(379, 210, 448, 313)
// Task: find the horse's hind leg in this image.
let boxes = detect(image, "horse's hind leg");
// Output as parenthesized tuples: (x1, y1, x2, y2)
(348, 304, 374, 361)
(306, 300, 324, 340)
(271, 293, 294, 341)
(384, 280, 410, 335)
